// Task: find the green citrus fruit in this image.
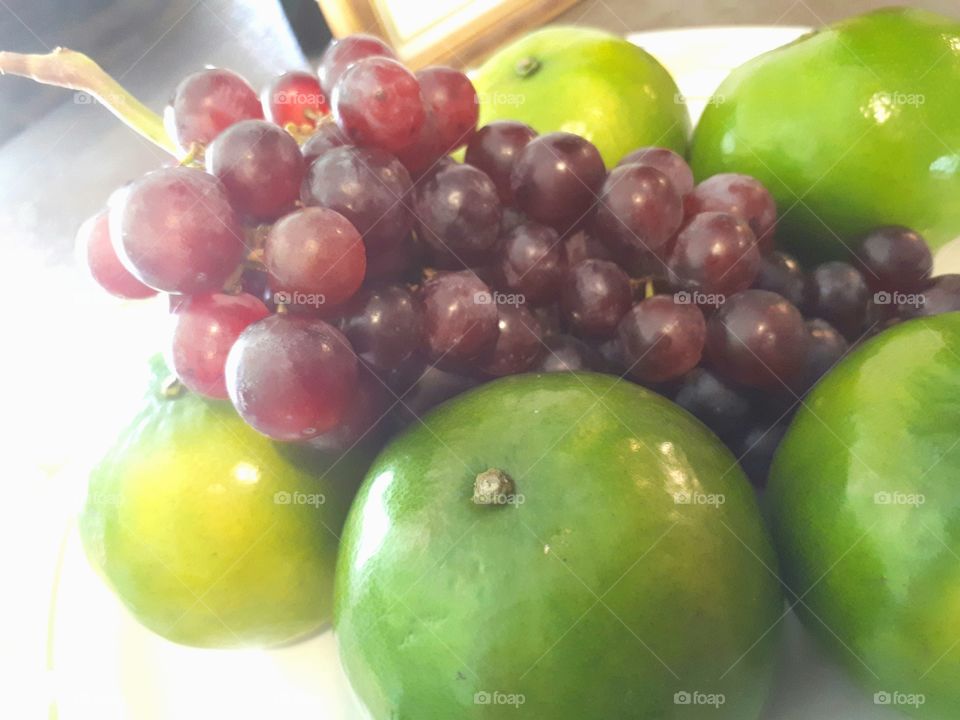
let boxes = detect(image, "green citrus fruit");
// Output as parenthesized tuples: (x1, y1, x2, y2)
(690, 8, 960, 263)
(335, 372, 781, 719)
(768, 313, 960, 718)
(473, 27, 690, 165)
(79, 355, 371, 648)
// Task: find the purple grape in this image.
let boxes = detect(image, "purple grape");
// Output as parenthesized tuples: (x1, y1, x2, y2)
(499, 222, 565, 305)
(561, 259, 632, 338)
(617, 296, 706, 383)
(420, 271, 499, 361)
(617, 147, 694, 195)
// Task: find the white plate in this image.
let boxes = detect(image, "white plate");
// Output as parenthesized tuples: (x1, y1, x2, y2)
(45, 26, 921, 720)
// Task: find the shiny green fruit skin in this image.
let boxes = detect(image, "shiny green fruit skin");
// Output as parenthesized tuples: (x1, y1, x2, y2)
(690, 8, 960, 263)
(335, 373, 781, 719)
(79, 355, 370, 648)
(473, 26, 690, 165)
(768, 313, 960, 718)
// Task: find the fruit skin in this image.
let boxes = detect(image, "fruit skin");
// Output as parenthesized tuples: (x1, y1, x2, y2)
(768, 313, 960, 718)
(335, 372, 782, 719)
(473, 27, 690, 166)
(79, 355, 371, 648)
(690, 8, 960, 262)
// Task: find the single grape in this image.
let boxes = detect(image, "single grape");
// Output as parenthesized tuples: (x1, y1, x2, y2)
(317, 34, 397, 95)
(464, 121, 537, 205)
(672, 367, 751, 442)
(171, 292, 270, 399)
(478, 302, 543, 376)
(561, 259, 632, 338)
(301, 120, 348, 163)
(805, 261, 869, 339)
(753, 250, 806, 307)
(617, 295, 706, 383)
(593, 165, 683, 259)
(563, 226, 614, 266)
(239, 266, 275, 311)
(419, 271, 499, 361)
(332, 57, 426, 154)
(205, 119, 305, 221)
(165, 68, 262, 152)
(301, 145, 412, 254)
(597, 337, 627, 374)
(510, 132, 606, 231)
(109, 167, 245, 294)
(261, 71, 328, 129)
(706, 289, 808, 390)
(617, 147, 695, 196)
(416, 66, 479, 151)
(898, 274, 960, 318)
(668, 211, 761, 298)
(799, 318, 849, 394)
(412, 163, 502, 263)
(339, 285, 422, 373)
(265, 207, 366, 308)
(393, 108, 447, 177)
(77, 210, 156, 299)
(685, 173, 777, 252)
(537, 334, 604, 372)
(854, 225, 933, 292)
(308, 368, 390, 452)
(499, 222, 565, 305)
(225, 314, 358, 441)
(736, 423, 788, 488)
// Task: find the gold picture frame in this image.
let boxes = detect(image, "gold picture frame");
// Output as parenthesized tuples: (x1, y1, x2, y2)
(317, 0, 581, 69)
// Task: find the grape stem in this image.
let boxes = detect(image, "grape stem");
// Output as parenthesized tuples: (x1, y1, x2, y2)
(0, 47, 179, 157)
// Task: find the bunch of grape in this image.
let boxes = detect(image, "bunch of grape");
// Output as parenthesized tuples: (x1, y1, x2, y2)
(76, 33, 960, 484)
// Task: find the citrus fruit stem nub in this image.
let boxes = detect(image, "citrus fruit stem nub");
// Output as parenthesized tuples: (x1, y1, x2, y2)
(472, 468, 515, 506)
(514, 56, 541, 78)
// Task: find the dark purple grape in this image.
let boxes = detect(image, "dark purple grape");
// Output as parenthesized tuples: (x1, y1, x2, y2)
(668, 211, 761, 298)
(800, 318, 850, 393)
(420, 271, 499, 361)
(339, 285, 422, 373)
(805, 261, 869, 339)
(301, 145, 412, 254)
(499, 222, 565, 305)
(593, 165, 683, 259)
(413, 163, 502, 263)
(301, 121, 348, 163)
(685, 173, 777, 252)
(898, 274, 960, 318)
(510, 132, 606, 231)
(561, 259, 632, 338)
(537, 334, 604, 372)
(364, 232, 421, 283)
(597, 337, 627, 373)
(478, 302, 543, 376)
(389, 365, 479, 431)
(617, 295, 706, 383)
(465, 121, 537, 205)
(753, 250, 806, 307)
(617, 147, 694, 196)
(205, 119, 305, 221)
(736, 423, 788, 487)
(854, 225, 933, 292)
(706, 289, 808, 390)
(673, 368, 751, 442)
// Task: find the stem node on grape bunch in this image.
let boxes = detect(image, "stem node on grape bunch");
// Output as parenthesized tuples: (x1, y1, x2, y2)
(0, 47, 178, 157)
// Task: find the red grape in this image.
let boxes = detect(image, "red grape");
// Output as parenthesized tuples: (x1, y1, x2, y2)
(205, 119, 305, 221)
(753, 250, 806, 307)
(318, 34, 396, 95)
(393, 108, 447, 177)
(339, 285, 422, 373)
(805, 261, 869, 339)
(77, 210, 156, 299)
(854, 225, 933, 292)
(685, 174, 777, 252)
(617, 147, 694, 196)
(165, 68, 262, 152)
(171, 292, 270, 399)
(668, 211, 761, 298)
(511, 132, 606, 231)
(261, 71, 328, 128)
(617, 295, 706, 383)
(301, 120, 348, 163)
(225, 314, 358, 441)
(561, 259, 632, 338)
(706, 289, 808, 390)
(332, 57, 426, 154)
(563, 227, 613, 266)
(478, 302, 543, 376)
(109, 167, 245, 294)
(498, 222, 565, 305)
(265, 207, 366, 308)
(420, 271, 499, 361)
(308, 368, 390, 452)
(465, 121, 537, 205)
(416, 66, 479, 152)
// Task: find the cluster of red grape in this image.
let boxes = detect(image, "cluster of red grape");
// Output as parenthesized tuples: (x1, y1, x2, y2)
(76, 33, 960, 483)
